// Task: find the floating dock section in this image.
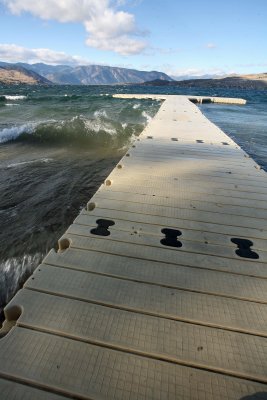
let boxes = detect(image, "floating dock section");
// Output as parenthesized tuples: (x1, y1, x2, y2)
(1, 95, 267, 399)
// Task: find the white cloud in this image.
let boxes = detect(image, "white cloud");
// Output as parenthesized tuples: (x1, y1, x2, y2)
(87, 36, 146, 56)
(84, 8, 135, 39)
(2, 0, 147, 55)
(0, 43, 90, 64)
(3, 0, 104, 22)
(174, 68, 224, 77)
(235, 62, 267, 68)
(158, 66, 229, 79)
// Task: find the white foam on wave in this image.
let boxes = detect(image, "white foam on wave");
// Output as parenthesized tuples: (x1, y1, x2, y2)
(84, 118, 116, 135)
(5, 103, 20, 106)
(133, 103, 140, 109)
(0, 253, 42, 305)
(0, 123, 36, 144)
(142, 111, 152, 123)
(94, 109, 108, 118)
(4, 95, 27, 100)
(69, 115, 116, 135)
(0, 115, 121, 146)
(122, 123, 128, 129)
(7, 158, 53, 168)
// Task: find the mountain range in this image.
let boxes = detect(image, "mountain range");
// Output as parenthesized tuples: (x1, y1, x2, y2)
(0, 63, 51, 85)
(141, 74, 267, 90)
(0, 62, 172, 85)
(0, 61, 266, 88)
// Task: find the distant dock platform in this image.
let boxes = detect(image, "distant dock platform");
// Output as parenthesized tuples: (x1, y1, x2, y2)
(1, 94, 267, 400)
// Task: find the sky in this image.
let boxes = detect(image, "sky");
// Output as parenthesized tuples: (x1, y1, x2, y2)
(0, 0, 266, 77)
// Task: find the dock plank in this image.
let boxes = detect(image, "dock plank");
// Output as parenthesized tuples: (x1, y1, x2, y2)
(95, 183, 267, 209)
(43, 247, 267, 300)
(65, 223, 267, 263)
(1, 328, 267, 400)
(25, 264, 267, 335)
(91, 189, 267, 219)
(84, 197, 267, 230)
(5, 289, 267, 383)
(0, 379, 67, 400)
(75, 212, 267, 250)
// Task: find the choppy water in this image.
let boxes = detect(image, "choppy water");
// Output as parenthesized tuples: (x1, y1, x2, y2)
(0, 84, 266, 323)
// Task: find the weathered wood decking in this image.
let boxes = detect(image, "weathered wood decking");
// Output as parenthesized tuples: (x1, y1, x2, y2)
(0, 95, 267, 399)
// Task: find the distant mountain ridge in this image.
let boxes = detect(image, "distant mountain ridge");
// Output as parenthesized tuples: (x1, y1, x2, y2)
(1, 61, 266, 87)
(0, 63, 51, 84)
(141, 74, 267, 89)
(0, 62, 172, 85)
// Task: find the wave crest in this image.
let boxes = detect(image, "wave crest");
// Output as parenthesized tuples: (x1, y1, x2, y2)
(0, 123, 37, 144)
(142, 111, 153, 123)
(0, 253, 42, 308)
(0, 115, 143, 148)
(2, 95, 27, 101)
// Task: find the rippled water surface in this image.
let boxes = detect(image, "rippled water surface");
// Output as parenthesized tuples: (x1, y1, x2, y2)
(0, 84, 266, 322)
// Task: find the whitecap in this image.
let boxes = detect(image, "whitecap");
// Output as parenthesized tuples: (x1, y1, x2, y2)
(133, 103, 140, 109)
(4, 95, 27, 100)
(5, 103, 19, 107)
(122, 123, 128, 129)
(94, 109, 108, 118)
(142, 111, 152, 123)
(0, 123, 36, 144)
(0, 253, 42, 305)
(84, 119, 116, 135)
(69, 115, 116, 135)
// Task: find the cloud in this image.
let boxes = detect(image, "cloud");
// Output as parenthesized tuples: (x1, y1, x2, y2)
(159, 66, 228, 79)
(87, 36, 146, 56)
(234, 62, 267, 68)
(3, 0, 106, 23)
(2, 0, 147, 55)
(0, 43, 90, 64)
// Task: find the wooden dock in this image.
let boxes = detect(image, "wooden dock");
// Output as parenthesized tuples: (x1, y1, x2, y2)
(1, 94, 267, 399)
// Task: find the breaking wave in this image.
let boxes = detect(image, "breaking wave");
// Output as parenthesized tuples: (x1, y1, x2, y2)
(93, 109, 108, 118)
(0, 123, 37, 144)
(0, 115, 143, 148)
(1, 95, 27, 101)
(142, 110, 153, 123)
(0, 253, 43, 311)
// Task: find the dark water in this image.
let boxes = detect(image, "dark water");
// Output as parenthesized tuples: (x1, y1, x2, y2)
(0, 84, 266, 322)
